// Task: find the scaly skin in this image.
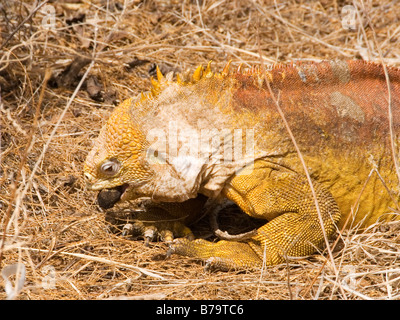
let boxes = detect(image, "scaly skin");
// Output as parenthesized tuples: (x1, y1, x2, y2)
(84, 60, 400, 270)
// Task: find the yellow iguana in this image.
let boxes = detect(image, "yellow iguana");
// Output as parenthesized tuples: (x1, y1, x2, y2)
(84, 60, 400, 270)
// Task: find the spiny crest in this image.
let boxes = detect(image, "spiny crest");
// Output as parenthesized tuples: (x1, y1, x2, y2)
(150, 65, 172, 96)
(130, 61, 234, 108)
(147, 60, 234, 97)
(141, 60, 400, 108)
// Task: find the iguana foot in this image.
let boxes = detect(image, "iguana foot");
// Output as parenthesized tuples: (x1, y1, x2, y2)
(167, 238, 263, 271)
(122, 216, 194, 245)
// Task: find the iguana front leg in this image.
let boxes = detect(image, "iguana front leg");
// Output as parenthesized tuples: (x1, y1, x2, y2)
(169, 160, 341, 270)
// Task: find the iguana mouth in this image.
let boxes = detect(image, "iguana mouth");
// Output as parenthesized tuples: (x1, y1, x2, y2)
(97, 183, 129, 209)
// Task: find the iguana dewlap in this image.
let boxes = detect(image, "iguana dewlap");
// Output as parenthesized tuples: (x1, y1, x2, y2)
(84, 60, 400, 270)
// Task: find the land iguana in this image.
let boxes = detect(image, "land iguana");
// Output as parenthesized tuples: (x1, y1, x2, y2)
(84, 60, 400, 270)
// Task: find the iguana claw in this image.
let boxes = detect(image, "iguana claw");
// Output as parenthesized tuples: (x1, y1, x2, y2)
(120, 218, 194, 245)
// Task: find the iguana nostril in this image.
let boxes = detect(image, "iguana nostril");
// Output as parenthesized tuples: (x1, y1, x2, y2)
(84, 172, 94, 182)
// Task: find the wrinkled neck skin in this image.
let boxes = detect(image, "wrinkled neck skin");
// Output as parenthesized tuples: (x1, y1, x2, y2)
(121, 161, 204, 202)
(125, 78, 270, 202)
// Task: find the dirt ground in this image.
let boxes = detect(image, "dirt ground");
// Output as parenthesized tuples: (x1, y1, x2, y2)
(1, 0, 400, 300)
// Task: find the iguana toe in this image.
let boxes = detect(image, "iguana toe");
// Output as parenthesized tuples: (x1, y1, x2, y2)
(121, 218, 194, 245)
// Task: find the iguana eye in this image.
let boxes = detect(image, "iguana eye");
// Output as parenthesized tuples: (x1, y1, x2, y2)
(100, 158, 121, 177)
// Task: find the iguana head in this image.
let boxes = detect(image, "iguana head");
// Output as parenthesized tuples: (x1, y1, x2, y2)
(84, 97, 157, 208)
(84, 64, 222, 209)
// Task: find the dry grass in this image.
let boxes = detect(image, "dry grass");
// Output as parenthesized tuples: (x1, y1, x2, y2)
(1, 0, 400, 300)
